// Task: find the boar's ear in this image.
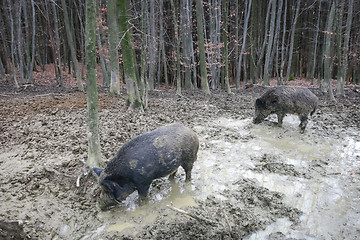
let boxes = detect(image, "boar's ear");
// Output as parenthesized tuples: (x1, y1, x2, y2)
(255, 98, 266, 109)
(101, 180, 123, 200)
(93, 167, 103, 176)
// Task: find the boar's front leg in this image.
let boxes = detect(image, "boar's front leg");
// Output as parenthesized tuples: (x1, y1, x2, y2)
(299, 115, 308, 133)
(137, 183, 151, 204)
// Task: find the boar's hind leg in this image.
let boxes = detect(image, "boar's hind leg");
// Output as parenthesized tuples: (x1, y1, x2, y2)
(299, 115, 308, 133)
(276, 113, 285, 127)
(181, 162, 194, 182)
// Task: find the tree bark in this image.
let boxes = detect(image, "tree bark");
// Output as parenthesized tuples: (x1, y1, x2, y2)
(61, 0, 84, 91)
(118, 0, 142, 110)
(196, 0, 210, 95)
(284, 0, 300, 83)
(170, 0, 181, 95)
(337, 0, 353, 97)
(323, 0, 336, 101)
(236, 0, 252, 89)
(51, 0, 63, 86)
(108, 0, 121, 95)
(221, 0, 231, 94)
(263, 0, 276, 86)
(308, 0, 322, 85)
(7, 0, 19, 88)
(85, 0, 102, 168)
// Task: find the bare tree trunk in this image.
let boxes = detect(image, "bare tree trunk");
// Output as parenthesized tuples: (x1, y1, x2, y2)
(196, 0, 210, 94)
(139, 0, 148, 106)
(108, 0, 120, 95)
(284, 0, 300, 83)
(27, 0, 36, 83)
(159, 0, 168, 89)
(51, 0, 63, 86)
(8, 0, 19, 88)
(323, 0, 336, 102)
(61, 0, 84, 91)
(96, 24, 110, 87)
(263, 0, 276, 86)
(221, 0, 231, 94)
(279, 0, 287, 84)
(236, 0, 252, 89)
(147, 0, 157, 90)
(181, 0, 192, 90)
(170, 0, 181, 95)
(85, 0, 102, 168)
(337, 0, 353, 97)
(255, 1, 272, 82)
(308, 0, 322, 85)
(17, 0, 25, 84)
(118, 0, 142, 110)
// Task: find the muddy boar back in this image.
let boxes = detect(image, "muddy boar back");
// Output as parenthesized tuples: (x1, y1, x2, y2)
(94, 123, 199, 210)
(253, 86, 318, 133)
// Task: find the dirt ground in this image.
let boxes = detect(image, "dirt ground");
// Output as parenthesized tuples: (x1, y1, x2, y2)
(0, 82, 359, 240)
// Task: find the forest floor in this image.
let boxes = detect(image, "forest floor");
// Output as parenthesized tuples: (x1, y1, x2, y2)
(0, 77, 359, 239)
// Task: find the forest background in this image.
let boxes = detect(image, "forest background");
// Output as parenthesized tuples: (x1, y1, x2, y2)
(1, 0, 359, 99)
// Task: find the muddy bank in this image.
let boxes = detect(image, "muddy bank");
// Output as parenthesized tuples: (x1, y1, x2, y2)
(0, 86, 359, 239)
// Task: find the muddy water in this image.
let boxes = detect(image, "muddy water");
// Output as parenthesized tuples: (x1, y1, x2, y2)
(88, 115, 359, 239)
(196, 116, 360, 239)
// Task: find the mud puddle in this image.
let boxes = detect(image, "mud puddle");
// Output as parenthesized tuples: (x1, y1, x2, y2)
(194, 116, 360, 239)
(90, 116, 359, 239)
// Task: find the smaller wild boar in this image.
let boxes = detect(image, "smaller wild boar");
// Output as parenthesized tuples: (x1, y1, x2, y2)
(93, 123, 199, 210)
(253, 86, 318, 133)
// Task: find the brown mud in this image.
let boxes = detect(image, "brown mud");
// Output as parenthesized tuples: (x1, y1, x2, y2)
(0, 84, 359, 239)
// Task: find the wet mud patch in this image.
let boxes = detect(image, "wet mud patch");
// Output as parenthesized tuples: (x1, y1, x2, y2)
(121, 178, 301, 240)
(0, 86, 359, 239)
(0, 219, 29, 240)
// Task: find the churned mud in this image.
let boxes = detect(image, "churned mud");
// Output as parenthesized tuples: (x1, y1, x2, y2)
(0, 84, 359, 239)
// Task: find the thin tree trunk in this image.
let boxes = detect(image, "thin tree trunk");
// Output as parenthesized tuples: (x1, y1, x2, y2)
(85, 0, 102, 168)
(255, 1, 272, 82)
(236, 0, 252, 89)
(336, 1, 344, 95)
(27, 0, 36, 83)
(8, 0, 19, 88)
(337, 0, 353, 97)
(263, 0, 281, 86)
(284, 0, 300, 83)
(221, 0, 231, 94)
(17, 0, 25, 84)
(118, 0, 142, 110)
(279, 0, 287, 84)
(147, 0, 157, 90)
(51, 0, 63, 86)
(61, 0, 84, 91)
(96, 25, 110, 87)
(140, 0, 148, 106)
(181, 0, 192, 90)
(196, 0, 210, 94)
(159, 0, 168, 89)
(170, 0, 181, 95)
(323, 0, 336, 101)
(108, 0, 120, 95)
(308, 0, 322, 85)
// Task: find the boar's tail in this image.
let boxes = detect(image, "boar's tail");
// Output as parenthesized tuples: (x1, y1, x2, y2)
(310, 108, 316, 116)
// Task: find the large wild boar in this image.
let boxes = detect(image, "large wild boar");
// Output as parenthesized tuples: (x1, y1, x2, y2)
(253, 86, 318, 133)
(93, 123, 199, 210)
